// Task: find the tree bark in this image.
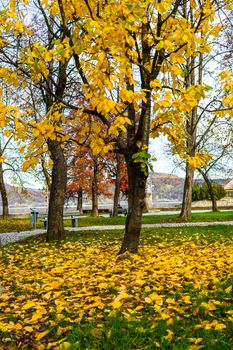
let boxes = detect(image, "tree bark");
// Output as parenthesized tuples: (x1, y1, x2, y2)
(180, 55, 197, 220)
(91, 159, 98, 216)
(198, 169, 218, 212)
(119, 160, 147, 254)
(0, 161, 9, 218)
(113, 154, 120, 216)
(180, 162, 194, 220)
(46, 140, 67, 241)
(77, 189, 83, 214)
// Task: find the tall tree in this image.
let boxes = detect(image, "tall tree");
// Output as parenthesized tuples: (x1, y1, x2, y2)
(57, 0, 223, 252)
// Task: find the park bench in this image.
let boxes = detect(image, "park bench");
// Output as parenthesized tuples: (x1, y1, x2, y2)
(39, 214, 86, 229)
(109, 206, 127, 217)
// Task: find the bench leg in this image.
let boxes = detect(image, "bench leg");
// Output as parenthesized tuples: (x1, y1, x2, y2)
(71, 218, 78, 227)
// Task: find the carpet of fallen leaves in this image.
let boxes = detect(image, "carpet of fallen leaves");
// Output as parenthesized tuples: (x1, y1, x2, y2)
(0, 234, 232, 349)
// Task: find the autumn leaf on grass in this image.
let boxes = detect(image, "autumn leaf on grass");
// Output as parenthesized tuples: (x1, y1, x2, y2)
(164, 329, 175, 340)
(35, 330, 50, 340)
(58, 342, 72, 350)
(182, 295, 192, 304)
(22, 301, 38, 310)
(225, 285, 232, 294)
(24, 326, 34, 332)
(214, 323, 226, 331)
(112, 298, 122, 309)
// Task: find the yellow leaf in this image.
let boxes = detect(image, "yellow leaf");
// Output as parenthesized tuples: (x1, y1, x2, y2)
(189, 338, 203, 344)
(24, 326, 34, 332)
(59, 342, 72, 350)
(215, 323, 226, 331)
(164, 329, 174, 340)
(182, 295, 192, 304)
(112, 299, 122, 309)
(22, 301, 37, 310)
(225, 286, 232, 294)
(0, 155, 5, 163)
(35, 330, 49, 340)
(98, 282, 108, 289)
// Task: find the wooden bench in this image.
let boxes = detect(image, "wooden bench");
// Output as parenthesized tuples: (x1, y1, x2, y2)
(40, 215, 86, 229)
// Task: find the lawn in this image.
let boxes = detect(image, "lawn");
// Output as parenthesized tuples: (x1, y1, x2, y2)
(0, 210, 232, 234)
(78, 210, 233, 227)
(0, 226, 232, 349)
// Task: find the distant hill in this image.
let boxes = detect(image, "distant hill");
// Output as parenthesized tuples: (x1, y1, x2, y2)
(1, 174, 231, 207)
(193, 178, 231, 187)
(149, 173, 232, 202)
(0, 184, 46, 206)
(149, 172, 184, 201)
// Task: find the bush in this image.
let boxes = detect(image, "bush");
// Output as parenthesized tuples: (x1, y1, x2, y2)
(192, 182, 226, 201)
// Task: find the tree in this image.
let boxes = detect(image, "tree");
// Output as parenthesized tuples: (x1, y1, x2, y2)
(66, 147, 113, 216)
(0, 141, 9, 218)
(104, 153, 128, 217)
(57, 0, 225, 252)
(0, 3, 71, 240)
(0, 0, 232, 252)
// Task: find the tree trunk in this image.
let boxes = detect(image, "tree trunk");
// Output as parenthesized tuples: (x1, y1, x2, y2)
(77, 189, 83, 214)
(91, 159, 98, 216)
(198, 169, 218, 212)
(180, 55, 198, 221)
(46, 140, 67, 241)
(113, 154, 120, 216)
(119, 160, 147, 254)
(0, 161, 9, 218)
(180, 162, 194, 220)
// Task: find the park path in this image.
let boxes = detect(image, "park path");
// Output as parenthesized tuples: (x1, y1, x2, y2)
(0, 221, 233, 246)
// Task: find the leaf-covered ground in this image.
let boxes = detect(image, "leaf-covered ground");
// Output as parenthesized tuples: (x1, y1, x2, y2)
(0, 227, 232, 349)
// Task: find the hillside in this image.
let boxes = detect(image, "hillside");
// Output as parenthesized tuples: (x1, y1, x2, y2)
(149, 172, 184, 201)
(0, 184, 46, 206)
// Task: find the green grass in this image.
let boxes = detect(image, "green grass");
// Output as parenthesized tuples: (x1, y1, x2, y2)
(77, 210, 233, 227)
(0, 210, 232, 234)
(64, 224, 233, 243)
(64, 310, 233, 350)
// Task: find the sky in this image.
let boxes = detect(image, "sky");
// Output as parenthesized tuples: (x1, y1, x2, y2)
(149, 137, 185, 177)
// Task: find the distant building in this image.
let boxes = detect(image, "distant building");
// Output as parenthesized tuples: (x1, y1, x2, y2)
(224, 179, 233, 198)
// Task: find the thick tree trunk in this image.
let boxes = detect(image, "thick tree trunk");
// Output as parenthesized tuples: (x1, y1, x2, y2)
(198, 169, 218, 212)
(0, 162, 9, 218)
(77, 189, 83, 214)
(119, 160, 147, 254)
(46, 140, 67, 241)
(180, 162, 194, 220)
(113, 154, 120, 217)
(91, 160, 98, 216)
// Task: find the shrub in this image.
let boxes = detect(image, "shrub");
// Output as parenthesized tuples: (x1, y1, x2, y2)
(192, 181, 226, 201)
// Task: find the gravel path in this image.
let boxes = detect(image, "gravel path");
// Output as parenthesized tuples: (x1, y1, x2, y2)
(0, 229, 45, 246)
(0, 221, 233, 246)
